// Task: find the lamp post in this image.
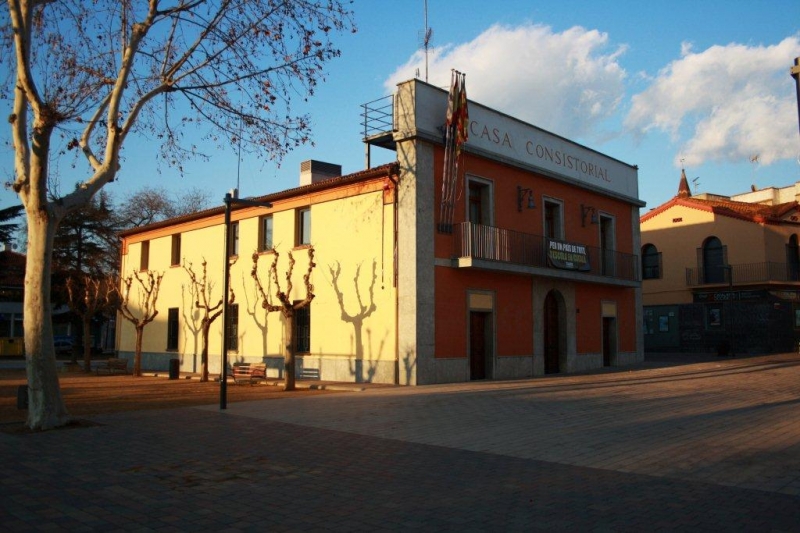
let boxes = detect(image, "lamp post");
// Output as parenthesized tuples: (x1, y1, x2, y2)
(220, 191, 272, 409)
(791, 57, 800, 140)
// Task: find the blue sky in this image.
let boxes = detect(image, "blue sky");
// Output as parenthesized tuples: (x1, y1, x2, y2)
(2, 0, 799, 213)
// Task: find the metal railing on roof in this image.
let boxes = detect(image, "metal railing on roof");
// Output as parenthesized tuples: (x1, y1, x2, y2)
(360, 95, 394, 140)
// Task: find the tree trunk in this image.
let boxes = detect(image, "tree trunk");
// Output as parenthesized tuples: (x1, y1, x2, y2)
(24, 212, 69, 430)
(83, 314, 92, 372)
(284, 316, 296, 391)
(200, 321, 210, 382)
(133, 326, 144, 377)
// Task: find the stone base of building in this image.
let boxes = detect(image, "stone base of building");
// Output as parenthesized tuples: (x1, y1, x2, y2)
(116, 349, 645, 383)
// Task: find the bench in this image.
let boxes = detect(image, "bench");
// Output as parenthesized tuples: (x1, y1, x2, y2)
(230, 363, 267, 385)
(96, 358, 129, 375)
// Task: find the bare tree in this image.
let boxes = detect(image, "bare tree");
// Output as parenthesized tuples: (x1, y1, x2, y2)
(118, 270, 164, 377)
(251, 247, 315, 391)
(116, 186, 213, 229)
(184, 258, 234, 383)
(2, 1, 353, 429)
(65, 275, 118, 372)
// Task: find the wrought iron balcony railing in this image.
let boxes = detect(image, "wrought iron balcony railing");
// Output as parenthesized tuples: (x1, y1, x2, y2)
(686, 261, 800, 286)
(453, 222, 640, 282)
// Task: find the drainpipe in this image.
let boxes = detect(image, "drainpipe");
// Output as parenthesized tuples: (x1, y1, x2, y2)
(388, 171, 400, 385)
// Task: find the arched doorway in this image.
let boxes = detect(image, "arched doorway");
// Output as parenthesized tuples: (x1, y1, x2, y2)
(543, 290, 563, 374)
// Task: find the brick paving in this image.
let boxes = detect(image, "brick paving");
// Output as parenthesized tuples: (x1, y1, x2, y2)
(1, 352, 800, 531)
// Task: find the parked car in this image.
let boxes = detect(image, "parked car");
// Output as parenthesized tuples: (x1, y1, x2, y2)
(54, 338, 74, 356)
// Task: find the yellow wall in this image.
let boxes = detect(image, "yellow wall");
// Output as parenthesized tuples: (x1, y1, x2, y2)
(117, 178, 397, 378)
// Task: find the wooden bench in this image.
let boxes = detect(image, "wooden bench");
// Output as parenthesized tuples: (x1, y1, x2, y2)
(96, 358, 129, 375)
(230, 363, 267, 385)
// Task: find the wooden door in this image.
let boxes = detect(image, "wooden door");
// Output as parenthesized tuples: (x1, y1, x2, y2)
(544, 292, 560, 374)
(470, 312, 487, 380)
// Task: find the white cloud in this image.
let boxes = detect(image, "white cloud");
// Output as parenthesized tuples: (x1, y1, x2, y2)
(624, 36, 800, 167)
(383, 23, 628, 139)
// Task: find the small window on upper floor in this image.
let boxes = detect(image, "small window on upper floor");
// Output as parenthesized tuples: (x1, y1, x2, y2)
(229, 221, 239, 257)
(140, 240, 150, 271)
(297, 208, 311, 246)
(171, 234, 181, 266)
(259, 215, 274, 252)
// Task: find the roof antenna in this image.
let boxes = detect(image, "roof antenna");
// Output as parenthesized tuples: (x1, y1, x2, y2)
(419, 0, 433, 82)
(749, 154, 759, 192)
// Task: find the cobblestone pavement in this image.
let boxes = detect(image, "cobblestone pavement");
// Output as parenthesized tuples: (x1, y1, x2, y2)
(2, 353, 800, 531)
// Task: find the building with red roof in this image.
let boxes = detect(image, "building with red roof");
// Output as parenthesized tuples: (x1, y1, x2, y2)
(640, 171, 800, 354)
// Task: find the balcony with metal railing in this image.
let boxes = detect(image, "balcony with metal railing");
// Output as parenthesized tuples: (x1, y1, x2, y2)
(360, 94, 395, 150)
(686, 261, 800, 286)
(452, 222, 640, 287)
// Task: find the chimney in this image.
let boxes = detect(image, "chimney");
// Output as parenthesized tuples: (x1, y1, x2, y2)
(300, 160, 341, 186)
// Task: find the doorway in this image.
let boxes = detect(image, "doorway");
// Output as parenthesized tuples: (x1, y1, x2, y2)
(543, 291, 561, 374)
(602, 316, 617, 367)
(469, 311, 493, 380)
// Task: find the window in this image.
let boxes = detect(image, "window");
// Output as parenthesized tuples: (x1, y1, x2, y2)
(641, 244, 661, 280)
(139, 241, 150, 271)
(229, 222, 239, 257)
(787, 234, 800, 281)
(297, 208, 311, 246)
(700, 236, 726, 284)
(543, 199, 563, 240)
(259, 215, 274, 252)
(467, 178, 492, 225)
(294, 304, 310, 353)
(171, 234, 181, 266)
(167, 308, 179, 350)
(599, 215, 615, 276)
(226, 304, 239, 352)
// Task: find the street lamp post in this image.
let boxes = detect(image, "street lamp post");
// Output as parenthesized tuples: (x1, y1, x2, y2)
(220, 191, 272, 409)
(791, 57, 800, 140)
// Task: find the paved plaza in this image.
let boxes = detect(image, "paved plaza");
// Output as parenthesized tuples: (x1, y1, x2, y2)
(2, 353, 800, 531)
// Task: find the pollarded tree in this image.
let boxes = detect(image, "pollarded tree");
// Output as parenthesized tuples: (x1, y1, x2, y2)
(118, 270, 164, 377)
(65, 275, 118, 372)
(251, 247, 315, 391)
(184, 258, 235, 383)
(1, 1, 354, 430)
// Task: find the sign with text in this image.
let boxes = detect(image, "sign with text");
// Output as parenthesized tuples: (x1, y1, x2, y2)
(547, 239, 591, 271)
(406, 80, 640, 202)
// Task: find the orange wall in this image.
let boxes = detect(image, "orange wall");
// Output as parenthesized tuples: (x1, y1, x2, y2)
(435, 267, 533, 358)
(575, 285, 637, 353)
(433, 148, 637, 259)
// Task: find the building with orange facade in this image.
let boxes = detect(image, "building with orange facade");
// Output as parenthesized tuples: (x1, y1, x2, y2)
(641, 172, 800, 354)
(116, 78, 644, 383)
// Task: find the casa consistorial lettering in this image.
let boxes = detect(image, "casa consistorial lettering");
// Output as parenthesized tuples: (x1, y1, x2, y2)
(469, 120, 513, 148)
(467, 119, 611, 184)
(525, 141, 610, 183)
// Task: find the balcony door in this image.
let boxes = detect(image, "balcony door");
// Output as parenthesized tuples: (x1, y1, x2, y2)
(701, 237, 726, 284)
(787, 235, 800, 281)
